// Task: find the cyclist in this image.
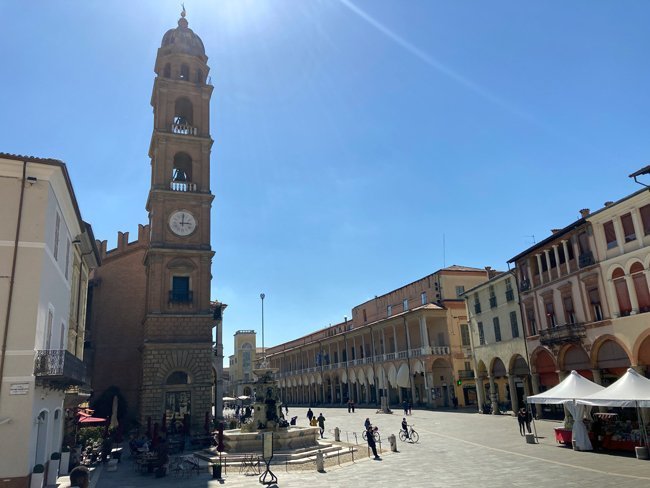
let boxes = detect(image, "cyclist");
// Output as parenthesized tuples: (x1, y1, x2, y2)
(401, 418, 409, 439)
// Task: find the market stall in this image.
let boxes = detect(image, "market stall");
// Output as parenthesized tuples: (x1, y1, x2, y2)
(578, 368, 650, 457)
(527, 370, 605, 451)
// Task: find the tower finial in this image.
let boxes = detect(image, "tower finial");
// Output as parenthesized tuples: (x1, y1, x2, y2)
(181, 3, 186, 18)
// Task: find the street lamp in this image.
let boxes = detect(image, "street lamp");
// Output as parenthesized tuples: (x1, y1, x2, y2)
(260, 293, 265, 364)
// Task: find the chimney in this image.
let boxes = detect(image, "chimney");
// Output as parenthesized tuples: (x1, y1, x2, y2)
(604, 201, 614, 207)
(551, 229, 561, 234)
(579, 208, 590, 218)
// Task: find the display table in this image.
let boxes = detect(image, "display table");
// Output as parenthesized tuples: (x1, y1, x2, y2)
(554, 428, 572, 445)
(601, 436, 637, 452)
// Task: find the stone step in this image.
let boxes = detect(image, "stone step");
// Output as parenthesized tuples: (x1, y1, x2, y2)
(194, 443, 351, 466)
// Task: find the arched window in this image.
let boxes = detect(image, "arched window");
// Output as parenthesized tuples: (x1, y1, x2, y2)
(166, 371, 189, 385)
(172, 152, 192, 182)
(180, 64, 189, 80)
(631, 262, 650, 312)
(172, 97, 194, 134)
(612, 268, 632, 316)
(163, 63, 171, 78)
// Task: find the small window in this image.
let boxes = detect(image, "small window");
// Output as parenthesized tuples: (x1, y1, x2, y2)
(640, 205, 650, 235)
(545, 300, 556, 327)
(387, 305, 392, 317)
(505, 278, 512, 291)
(460, 323, 470, 346)
(604, 221, 617, 249)
(526, 307, 537, 335)
(510, 311, 519, 338)
(621, 213, 636, 242)
(563, 295, 576, 324)
(403, 299, 408, 311)
(477, 322, 485, 345)
(45, 308, 54, 350)
(170, 276, 191, 303)
(362, 309, 367, 322)
(493, 317, 502, 342)
(65, 239, 71, 280)
(456, 286, 465, 297)
(589, 288, 603, 322)
(421, 292, 427, 305)
(180, 64, 189, 80)
(54, 213, 61, 260)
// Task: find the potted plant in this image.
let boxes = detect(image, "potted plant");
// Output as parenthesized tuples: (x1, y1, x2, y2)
(60, 447, 70, 476)
(46, 453, 60, 485)
(30, 464, 44, 488)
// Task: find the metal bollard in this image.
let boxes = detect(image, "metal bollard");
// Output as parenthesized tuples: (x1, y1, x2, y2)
(316, 450, 325, 472)
(334, 427, 341, 442)
(388, 434, 397, 452)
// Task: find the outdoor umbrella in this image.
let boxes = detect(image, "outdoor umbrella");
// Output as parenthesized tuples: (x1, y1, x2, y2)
(528, 370, 605, 451)
(78, 416, 107, 424)
(109, 395, 119, 430)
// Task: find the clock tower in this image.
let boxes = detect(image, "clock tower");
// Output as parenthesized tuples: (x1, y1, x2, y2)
(140, 10, 215, 431)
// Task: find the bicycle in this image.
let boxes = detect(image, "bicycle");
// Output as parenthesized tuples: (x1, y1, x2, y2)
(362, 427, 380, 442)
(398, 424, 419, 443)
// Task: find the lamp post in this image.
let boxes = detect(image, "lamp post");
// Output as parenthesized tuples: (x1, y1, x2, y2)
(260, 293, 265, 364)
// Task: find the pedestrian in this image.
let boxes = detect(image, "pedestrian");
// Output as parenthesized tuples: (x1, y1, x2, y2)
(69, 466, 90, 488)
(364, 417, 372, 430)
(452, 396, 458, 409)
(517, 408, 527, 436)
(317, 413, 326, 438)
(285, 405, 289, 415)
(307, 407, 314, 422)
(310, 416, 318, 427)
(524, 407, 532, 434)
(366, 426, 381, 460)
(347, 399, 352, 413)
(403, 400, 408, 415)
(351, 401, 355, 413)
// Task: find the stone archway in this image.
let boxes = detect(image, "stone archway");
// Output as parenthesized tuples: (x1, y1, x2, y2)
(431, 358, 454, 408)
(532, 348, 558, 390)
(593, 338, 631, 385)
(561, 345, 592, 380)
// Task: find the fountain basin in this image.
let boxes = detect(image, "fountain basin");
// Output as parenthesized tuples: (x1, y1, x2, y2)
(222, 426, 320, 453)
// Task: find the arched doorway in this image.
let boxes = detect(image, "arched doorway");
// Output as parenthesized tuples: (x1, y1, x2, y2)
(595, 339, 631, 385)
(562, 345, 592, 380)
(490, 357, 507, 411)
(431, 358, 454, 408)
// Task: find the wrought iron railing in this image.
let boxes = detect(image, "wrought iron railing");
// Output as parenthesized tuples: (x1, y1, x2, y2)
(34, 350, 87, 385)
(539, 323, 586, 346)
(168, 290, 193, 303)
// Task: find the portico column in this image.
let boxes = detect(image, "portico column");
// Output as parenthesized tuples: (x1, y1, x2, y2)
(475, 376, 485, 413)
(552, 245, 561, 278)
(612, 217, 625, 254)
(523, 376, 531, 401)
(631, 208, 645, 250)
(535, 254, 544, 284)
(530, 373, 540, 394)
(543, 249, 552, 283)
(404, 319, 412, 352)
(591, 369, 602, 385)
(561, 240, 571, 274)
(419, 315, 430, 352)
(508, 374, 519, 415)
(356, 381, 361, 403)
(488, 375, 499, 415)
(391, 324, 398, 352)
(624, 274, 640, 314)
(381, 329, 386, 355)
(605, 278, 620, 317)
(632, 365, 647, 376)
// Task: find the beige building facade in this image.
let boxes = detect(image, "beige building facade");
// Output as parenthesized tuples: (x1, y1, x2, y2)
(227, 330, 258, 397)
(0, 153, 99, 487)
(509, 184, 650, 411)
(266, 266, 491, 409)
(462, 272, 528, 414)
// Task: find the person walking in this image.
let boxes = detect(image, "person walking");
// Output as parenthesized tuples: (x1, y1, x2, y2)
(351, 401, 355, 413)
(317, 413, 326, 438)
(517, 408, 527, 436)
(307, 408, 314, 422)
(366, 426, 381, 460)
(402, 400, 408, 415)
(524, 407, 532, 434)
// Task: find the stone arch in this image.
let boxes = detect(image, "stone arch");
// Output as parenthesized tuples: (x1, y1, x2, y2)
(172, 152, 193, 183)
(366, 366, 374, 385)
(490, 357, 507, 377)
(592, 335, 632, 381)
(375, 365, 386, 388)
(357, 368, 366, 385)
(387, 363, 398, 387)
(156, 351, 205, 384)
(508, 354, 529, 376)
(396, 363, 410, 388)
(341, 370, 348, 383)
(166, 371, 190, 385)
(531, 346, 558, 389)
(633, 329, 650, 367)
(559, 344, 591, 379)
(167, 258, 196, 271)
(412, 359, 425, 375)
(349, 368, 357, 383)
(476, 360, 488, 377)
(173, 96, 194, 127)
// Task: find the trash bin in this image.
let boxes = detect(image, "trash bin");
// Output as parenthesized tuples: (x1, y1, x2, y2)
(525, 433, 536, 444)
(388, 434, 397, 452)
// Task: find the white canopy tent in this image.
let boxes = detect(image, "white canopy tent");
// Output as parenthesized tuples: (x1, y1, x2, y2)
(577, 368, 650, 448)
(527, 370, 605, 451)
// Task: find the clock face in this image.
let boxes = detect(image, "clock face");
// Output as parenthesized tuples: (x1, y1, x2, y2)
(169, 210, 196, 236)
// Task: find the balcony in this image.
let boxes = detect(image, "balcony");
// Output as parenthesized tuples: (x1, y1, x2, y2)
(458, 370, 475, 379)
(170, 181, 198, 192)
(579, 252, 595, 268)
(539, 323, 586, 346)
(34, 350, 87, 386)
(168, 290, 193, 304)
(505, 289, 514, 302)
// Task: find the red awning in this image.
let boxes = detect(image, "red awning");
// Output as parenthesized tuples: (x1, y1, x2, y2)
(78, 416, 106, 424)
